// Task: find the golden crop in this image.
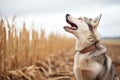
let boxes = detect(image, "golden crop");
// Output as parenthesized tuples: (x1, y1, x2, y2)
(0, 16, 120, 80)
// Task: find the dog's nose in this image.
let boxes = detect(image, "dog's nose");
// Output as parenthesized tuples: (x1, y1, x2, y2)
(66, 14, 70, 18)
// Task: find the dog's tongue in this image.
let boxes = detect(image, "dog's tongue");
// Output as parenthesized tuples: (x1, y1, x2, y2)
(64, 26, 77, 30)
(72, 26, 77, 30)
(64, 26, 71, 29)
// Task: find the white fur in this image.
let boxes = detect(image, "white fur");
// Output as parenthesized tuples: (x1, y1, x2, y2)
(64, 14, 119, 80)
(73, 52, 104, 80)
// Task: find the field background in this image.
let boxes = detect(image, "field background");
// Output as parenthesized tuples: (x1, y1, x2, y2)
(0, 17, 120, 80)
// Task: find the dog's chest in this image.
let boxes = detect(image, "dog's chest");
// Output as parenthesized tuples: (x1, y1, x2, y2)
(73, 52, 103, 74)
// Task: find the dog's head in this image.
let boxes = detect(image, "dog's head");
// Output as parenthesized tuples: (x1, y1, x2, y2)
(64, 14, 102, 50)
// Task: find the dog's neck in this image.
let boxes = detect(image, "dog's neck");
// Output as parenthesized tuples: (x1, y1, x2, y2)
(78, 43, 99, 54)
(75, 36, 99, 54)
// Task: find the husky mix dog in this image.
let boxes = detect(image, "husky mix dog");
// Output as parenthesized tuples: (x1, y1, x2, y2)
(63, 14, 119, 80)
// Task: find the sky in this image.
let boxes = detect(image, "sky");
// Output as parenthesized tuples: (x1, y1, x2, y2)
(0, 0, 120, 37)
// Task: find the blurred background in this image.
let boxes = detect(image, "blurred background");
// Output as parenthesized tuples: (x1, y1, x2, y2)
(0, 0, 120, 80)
(0, 0, 120, 37)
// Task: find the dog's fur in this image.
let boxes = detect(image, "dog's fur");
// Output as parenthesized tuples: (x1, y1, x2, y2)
(64, 14, 119, 80)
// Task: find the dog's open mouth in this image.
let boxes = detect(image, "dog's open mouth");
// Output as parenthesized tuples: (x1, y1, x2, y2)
(64, 18, 78, 30)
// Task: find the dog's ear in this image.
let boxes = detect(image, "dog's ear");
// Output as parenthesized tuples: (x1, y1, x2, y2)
(91, 14, 102, 29)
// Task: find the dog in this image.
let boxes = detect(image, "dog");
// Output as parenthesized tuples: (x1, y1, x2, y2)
(63, 14, 119, 80)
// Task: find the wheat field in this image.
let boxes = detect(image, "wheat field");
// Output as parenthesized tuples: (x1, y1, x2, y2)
(0, 16, 120, 80)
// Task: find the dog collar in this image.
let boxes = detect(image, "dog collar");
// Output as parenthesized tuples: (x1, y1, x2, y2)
(79, 43, 99, 54)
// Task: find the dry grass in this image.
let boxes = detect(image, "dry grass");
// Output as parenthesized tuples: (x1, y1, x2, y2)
(0, 16, 120, 80)
(0, 16, 75, 80)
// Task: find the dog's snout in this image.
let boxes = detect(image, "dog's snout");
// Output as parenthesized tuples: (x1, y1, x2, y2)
(66, 14, 70, 18)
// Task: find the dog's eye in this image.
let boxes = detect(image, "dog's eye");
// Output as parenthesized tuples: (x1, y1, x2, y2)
(78, 18, 82, 20)
(89, 18, 92, 21)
